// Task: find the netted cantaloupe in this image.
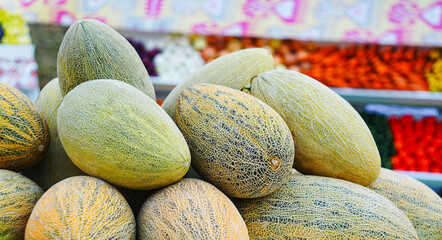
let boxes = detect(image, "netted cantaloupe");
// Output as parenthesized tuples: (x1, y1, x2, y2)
(235, 174, 418, 240)
(57, 19, 155, 99)
(25, 176, 135, 239)
(249, 70, 381, 186)
(138, 178, 249, 240)
(0, 170, 43, 240)
(368, 168, 442, 239)
(0, 82, 49, 171)
(23, 78, 84, 190)
(176, 84, 294, 198)
(162, 48, 274, 120)
(57, 79, 190, 190)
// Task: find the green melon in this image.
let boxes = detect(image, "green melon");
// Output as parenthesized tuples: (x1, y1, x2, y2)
(57, 19, 155, 98)
(162, 48, 274, 120)
(235, 174, 418, 239)
(368, 168, 442, 240)
(0, 169, 43, 240)
(23, 78, 84, 190)
(176, 84, 294, 198)
(0, 82, 50, 171)
(25, 176, 135, 239)
(138, 178, 249, 240)
(249, 70, 381, 186)
(57, 79, 190, 190)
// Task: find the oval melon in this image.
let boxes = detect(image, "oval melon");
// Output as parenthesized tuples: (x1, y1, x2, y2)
(57, 19, 155, 98)
(23, 78, 84, 190)
(368, 168, 442, 240)
(162, 48, 274, 120)
(250, 70, 381, 186)
(25, 176, 135, 239)
(235, 174, 418, 239)
(0, 170, 43, 240)
(138, 178, 249, 240)
(0, 82, 50, 171)
(176, 84, 294, 198)
(57, 79, 190, 190)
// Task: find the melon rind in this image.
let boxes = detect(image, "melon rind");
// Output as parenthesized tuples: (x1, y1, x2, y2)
(57, 79, 191, 190)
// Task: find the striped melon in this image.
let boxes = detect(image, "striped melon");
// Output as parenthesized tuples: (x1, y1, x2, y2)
(176, 84, 294, 198)
(25, 176, 135, 239)
(57, 19, 155, 99)
(235, 174, 418, 239)
(23, 78, 84, 190)
(0, 82, 50, 171)
(162, 48, 274, 120)
(138, 178, 249, 240)
(249, 70, 381, 186)
(57, 79, 190, 190)
(368, 168, 442, 240)
(0, 169, 43, 240)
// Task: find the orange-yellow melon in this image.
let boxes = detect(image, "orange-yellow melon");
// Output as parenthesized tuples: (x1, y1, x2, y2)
(235, 174, 418, 239)
(368, 168, 442, 240)
(249, 70, 381, 186)
(175, 84, 294, 198)
(0, 170, 43, 240)
(162, 48, 274, 120)
(25, 176, 135, 239)
(0, 82, 50, 171)
(137, 178, 249, 240)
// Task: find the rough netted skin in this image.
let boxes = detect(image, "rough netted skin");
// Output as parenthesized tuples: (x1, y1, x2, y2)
(0, 82, 50, 171)
(368, 168, 442, 240)
(0, 170, 43, 240)
(25, 176, 135, 239)
(57, 19, 155, 99)
(162, 48, 274, 120)
(23, 78, 84, 190)
(250, 70, 381, 186)
(235, 174, 418, 240)
(57, 80, 190, 190)
(176, 84, 294, 198)
(138, 178, 249, 240)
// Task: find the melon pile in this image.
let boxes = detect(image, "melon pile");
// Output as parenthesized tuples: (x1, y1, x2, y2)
(0, 19, 440, 239)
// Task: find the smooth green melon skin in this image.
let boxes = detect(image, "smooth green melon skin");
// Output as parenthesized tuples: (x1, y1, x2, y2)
(0, 169, 43, 240)
(23, 78, 84, 190)
(162, 48, 274, 120)
(368, 168, 442, 240)
(57, 19, 155, 99)
(176, 84, 295, 198)
(250, 70, 381, 186)
(57, 79, 191, 190)
(235, 174, 418, 240)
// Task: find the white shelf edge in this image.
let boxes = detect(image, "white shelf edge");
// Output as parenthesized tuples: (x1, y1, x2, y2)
(0, 44, 35, 59)
(395, 170, 442, 188)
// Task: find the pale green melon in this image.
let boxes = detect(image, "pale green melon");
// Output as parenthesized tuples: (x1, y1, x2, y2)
(235, 174, 418, 239)
(57, 79, 190, 190)
(249, 70, 381, 186)
(23, 78, 84, 190)
(162, 48, 274, 120)
(57, 19, 155, 98)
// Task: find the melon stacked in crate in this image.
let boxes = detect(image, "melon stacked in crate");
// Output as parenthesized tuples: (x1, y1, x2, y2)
(0, 19, 441, 240)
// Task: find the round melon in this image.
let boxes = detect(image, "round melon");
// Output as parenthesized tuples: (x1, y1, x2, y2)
(23, 78, 84, 190)
(176, 84, 294, 198)
(235, 174, 418, 239)
(25, 176, 135, 239)
(162, 48, 274, 120)
(57, 19, 155, 98)
(249, 70, 381, 186)
(57, 79, 190, 190)
(138, 178, 249, 240)
(368, 168, 442, 240)
(0, 82, 50, 171)
(0, 170, 43, 240)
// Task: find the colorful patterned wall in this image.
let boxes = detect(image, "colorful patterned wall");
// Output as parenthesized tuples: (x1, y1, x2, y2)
(1, 0, 441, 46)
